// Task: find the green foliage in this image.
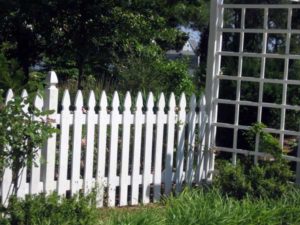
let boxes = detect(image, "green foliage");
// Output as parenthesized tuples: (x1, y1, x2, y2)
(0, 94, 57, 195)
(117, 45, 196, 96)
(214, 123, 294, 199)
(0, 51, 25, 92)
(0, 192, 99, 225)
(100, 188, 300, 225)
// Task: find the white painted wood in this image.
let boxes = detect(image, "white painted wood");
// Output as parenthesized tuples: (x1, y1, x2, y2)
(153, 93, 165, 202)
(131, 92, 143, 205)
(120, 92, 131, 206)
(142, 93, 154, 204)
(195, 95, 207, 183)
(16, 90, 29, 198)
(30, 93, 44, 194)
(71, 91, 84, 196)
(186, 94, 196, 186)
(164, 93, 176, 195)
(43, 71, 58, 193)
(175, 93, 186, 193)
(57, 90, 71, 195)
(83, 91, 96, 195)
(96, 91, 108, 207)
(2, 89, 14, 206)
(108, 91, 120, 207)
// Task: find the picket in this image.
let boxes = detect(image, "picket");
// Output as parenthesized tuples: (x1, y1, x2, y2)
(17, 90, 29, 198)
(131, 92, 143, 205)
(96, 91, 108, 207)
(164, 93, 176, 195)
(71, 91, 84, 196)
(142, 93, 155, 204)
(153, 93, 165, 202)
(195, 96, 207, 183)
(108, 92, 120, 207)
(83, 91, 96, 195)
(57, 90, 71, 195)
(2, 89, 14, 206)
(175, 93, 187, 193)
(30, 93, 44, 194)
(120, 92, 132, 206)
(186, 94, 197, 186)
(43, 71, 58, 193)
(1, 77, 209, 208)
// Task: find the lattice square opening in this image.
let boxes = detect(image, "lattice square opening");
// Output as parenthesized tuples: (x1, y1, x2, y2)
(267, 34, 286, 54)
(220, 56, 239, 76)
(240, 81, 259, 102)
(242, 57, 261, 77)
(216, 127, 234, 148)
(285, 110, 300, 132)
(217, 103, 235, 124)
(244, 33, 263, 53)
(283, 135, 299, 156)
(289, 60, 300, 80)
(287, 84, 300, 105)
(292, 9, 300, 30)
(262, 107, 281, 129)
(237, 129, 251, 150)
(290, 34, 300, 55)
(239, 105, 258, 126)
(265, 58, 285, 79)
(245, 9, 264, 29)
(268, 9, 288, 29)
(263, 83, 283, 104)
(224, 8, 241, 28)
(222, 32, 240, 52)
(219, 80, 237, 100)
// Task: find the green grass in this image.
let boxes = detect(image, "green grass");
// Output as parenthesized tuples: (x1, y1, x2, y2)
(99, 187, 300, 225)
(2, 187, 300, 224)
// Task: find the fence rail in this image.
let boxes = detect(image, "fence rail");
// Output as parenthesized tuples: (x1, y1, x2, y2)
(1, 71, 210, 207)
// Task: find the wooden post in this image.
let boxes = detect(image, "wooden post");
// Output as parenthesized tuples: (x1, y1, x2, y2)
(42, 71, 58, 193)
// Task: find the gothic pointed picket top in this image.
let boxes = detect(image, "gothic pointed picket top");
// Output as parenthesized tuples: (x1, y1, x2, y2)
(61, 90, 71, 110)
(20, 89, 29, 113)
(74, 90, 83, 108)
(136, 92, 143, 110)
(124, 92, 132, 111)
(168, 93, 176, 111)
(21, 89, 28, 98)
(99, 91, 108, 110)
(46, 71, 58, 86)
(200, 95, 206, 110)
(112, 91, 120, 110)
(189, 94, 196, 110)
(5, 89, 14, 104)
(88, 91, 96, 109)
(146, 92, 154, 109)
(34, 93, 44, 110)
(157, 93, 165, 110)
(179, 93, 186, 110)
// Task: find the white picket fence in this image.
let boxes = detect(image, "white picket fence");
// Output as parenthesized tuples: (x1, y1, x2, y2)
(1, 71, 210, 207)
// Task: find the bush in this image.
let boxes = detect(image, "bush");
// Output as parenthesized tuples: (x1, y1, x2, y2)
(0, 192, 99, 225)
(214, 123, 294, 199)
(0, 94, 57, 196)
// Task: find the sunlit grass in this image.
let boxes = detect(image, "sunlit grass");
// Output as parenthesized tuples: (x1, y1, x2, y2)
(99, 187, 300, 225)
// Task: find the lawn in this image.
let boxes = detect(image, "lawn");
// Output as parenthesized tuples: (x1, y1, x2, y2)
(98, 187, 300, 225)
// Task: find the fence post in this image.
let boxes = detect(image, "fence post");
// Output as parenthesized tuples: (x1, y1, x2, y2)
(205, 0, 223, 181)
(42, 71, 58, 193)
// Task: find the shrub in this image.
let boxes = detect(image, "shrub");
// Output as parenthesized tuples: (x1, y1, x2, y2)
(0, 192, 99, 225)
(0, 93, 57, 196)
(214, 123, 294, 199)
